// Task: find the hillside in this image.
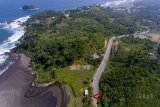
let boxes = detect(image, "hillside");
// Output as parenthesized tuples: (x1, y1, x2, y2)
(16, 6, 140, 83)
(15, 6, 141, 106)
(100, 36, 160, 107)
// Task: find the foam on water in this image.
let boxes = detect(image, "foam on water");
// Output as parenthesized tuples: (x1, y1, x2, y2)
(0, 16, 30, 67)
(19, 7, 39, 10)
(0, 62, 13, 75)
(0, 55, 8, 65)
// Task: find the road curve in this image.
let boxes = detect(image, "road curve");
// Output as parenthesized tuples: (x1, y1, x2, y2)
(91, 37, 117, 106)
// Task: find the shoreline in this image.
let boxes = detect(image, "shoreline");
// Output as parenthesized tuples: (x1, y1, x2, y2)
(0, 53, 68, 107)
(0, 0, 138, 73)
(0, 16, 30, 67)
(0, 2, 140, 106)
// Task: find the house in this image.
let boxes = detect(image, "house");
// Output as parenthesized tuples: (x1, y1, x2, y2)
(93, 52, 100, 60)
(64, 11, 70, 18)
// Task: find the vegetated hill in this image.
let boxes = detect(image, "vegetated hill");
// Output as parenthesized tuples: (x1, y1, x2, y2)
(100, 36, 160, 107)
(133, 0, 160, 31)
(15, 6, 141, 84)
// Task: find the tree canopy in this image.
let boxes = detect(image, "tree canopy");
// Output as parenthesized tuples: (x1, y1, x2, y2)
(100, 37, 160, 107)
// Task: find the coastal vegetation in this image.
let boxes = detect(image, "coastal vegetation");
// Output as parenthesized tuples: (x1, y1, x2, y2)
(15, 6, 142, 106)
(100, 36, 160, 107)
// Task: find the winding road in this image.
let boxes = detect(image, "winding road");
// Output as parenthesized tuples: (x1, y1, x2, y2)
(91, 33, 151, 107)
(91, 36, 124, 106)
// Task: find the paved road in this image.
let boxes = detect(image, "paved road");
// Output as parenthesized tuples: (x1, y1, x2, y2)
(91, 37, 117, 106)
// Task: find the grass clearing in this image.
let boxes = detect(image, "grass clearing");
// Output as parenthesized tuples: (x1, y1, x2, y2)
(56, 67, 95, 97)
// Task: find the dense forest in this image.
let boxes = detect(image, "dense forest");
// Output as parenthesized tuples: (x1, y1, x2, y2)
(100, 36, 160, 107)
(100, 2, 160, 106)
(15, 6, 140, 83)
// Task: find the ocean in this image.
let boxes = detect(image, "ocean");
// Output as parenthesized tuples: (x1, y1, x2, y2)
(0, 0, 136, 74)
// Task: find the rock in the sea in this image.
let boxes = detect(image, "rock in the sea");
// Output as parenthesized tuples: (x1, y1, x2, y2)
(22, 5, 37, 10)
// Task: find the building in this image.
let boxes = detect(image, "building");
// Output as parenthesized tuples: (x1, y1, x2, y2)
(84, 89, 89, 96)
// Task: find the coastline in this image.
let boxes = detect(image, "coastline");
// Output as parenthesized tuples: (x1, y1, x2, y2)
(0, 1, 140, 107)
(0, 53, 68, 107)
(0, 9, 71, 107)
(0, 16, 30, 74)
(0, 0, 138, 75)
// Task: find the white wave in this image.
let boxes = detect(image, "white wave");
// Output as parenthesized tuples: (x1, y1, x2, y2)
(0, 62, 13, 75)
(0, 55, 8, 65)
(0, 16, 30, 65)
(101, 0, 136, 7)
(20, 7, 39, 10)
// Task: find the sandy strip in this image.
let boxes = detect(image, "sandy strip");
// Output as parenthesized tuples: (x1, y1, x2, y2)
(0, 54, 68, 107)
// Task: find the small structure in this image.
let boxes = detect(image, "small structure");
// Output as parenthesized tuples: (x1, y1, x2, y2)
(84, 89, 89, 96)
(64, 11, 70, 18)
(92, 91, 103, 102)
(52, 16, 55, 19)
(70, 64, 91, 71)
(149, 52, 157, 59)
(93, 52, 100, 60)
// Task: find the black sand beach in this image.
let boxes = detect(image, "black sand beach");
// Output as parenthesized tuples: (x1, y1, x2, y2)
(0, 54, 67, 107)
